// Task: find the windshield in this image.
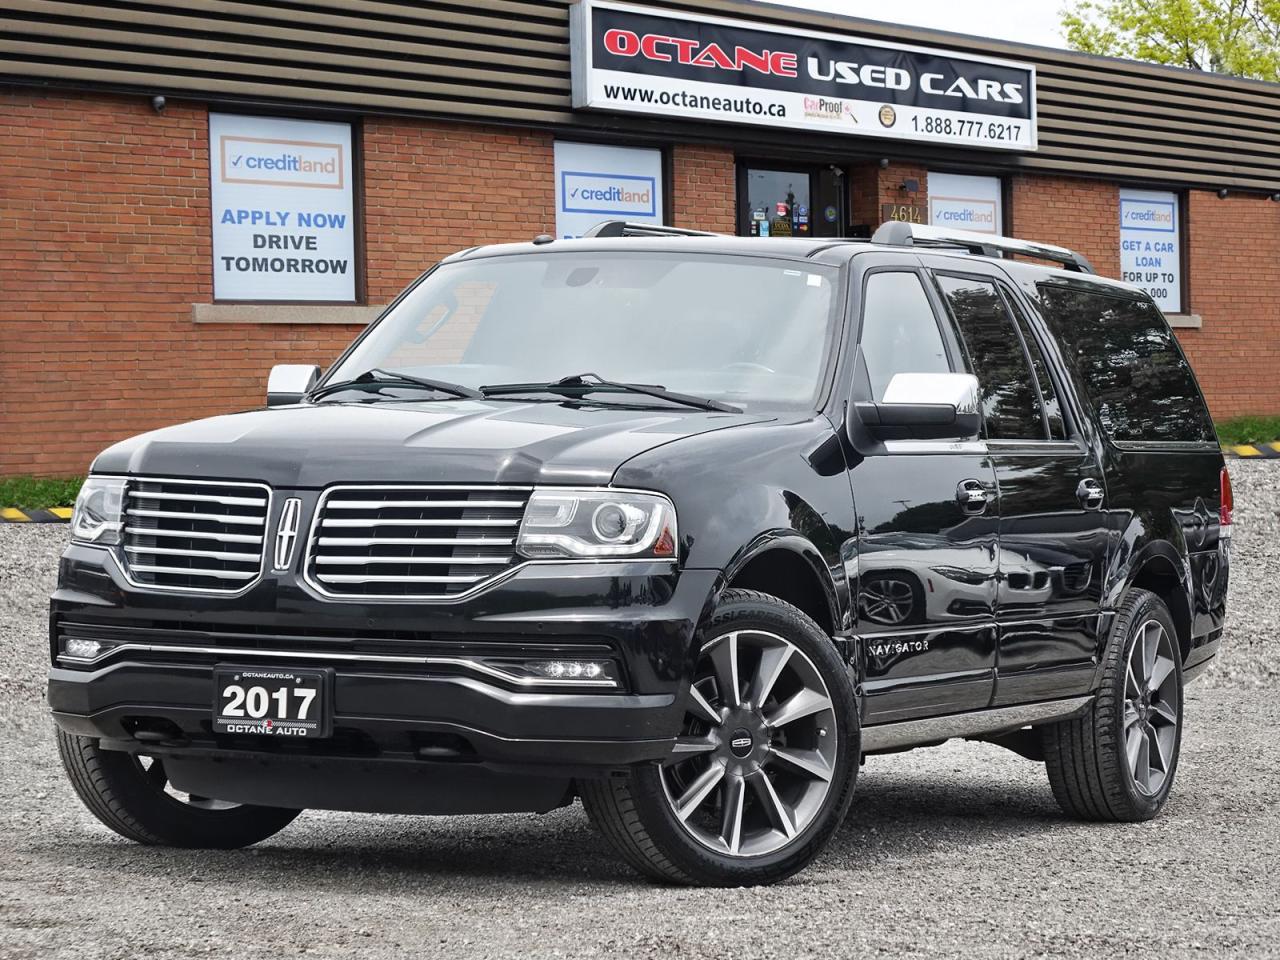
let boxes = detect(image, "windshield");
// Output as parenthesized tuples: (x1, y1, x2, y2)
(324, 251, 840, 410)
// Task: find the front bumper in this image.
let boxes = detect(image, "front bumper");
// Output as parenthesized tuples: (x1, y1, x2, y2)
(50, 543, 718, 806)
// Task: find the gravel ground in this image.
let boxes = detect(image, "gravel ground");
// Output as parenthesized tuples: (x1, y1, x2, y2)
(2, 461, 1277, 959)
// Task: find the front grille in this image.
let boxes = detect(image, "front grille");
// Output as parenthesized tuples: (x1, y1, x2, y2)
(305, 485, 530, 599)
(121, 478, 270, 592)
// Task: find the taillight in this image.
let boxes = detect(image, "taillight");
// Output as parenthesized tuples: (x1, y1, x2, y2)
(1220, 466, 1233, 539)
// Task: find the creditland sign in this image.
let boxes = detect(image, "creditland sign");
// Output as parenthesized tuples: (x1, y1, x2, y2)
(928, 172, 1004, 235)
(570, 0, 1037, 150)
(218, 136, 345, 189)
(560, 171, 657, 216)
(210, 113, 357, 301)
(1120, 189, 1182, 313)
(554, 141, 664, 237)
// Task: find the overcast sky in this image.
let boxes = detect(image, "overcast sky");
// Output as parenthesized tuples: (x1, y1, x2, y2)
(766, 0, 1068, 49)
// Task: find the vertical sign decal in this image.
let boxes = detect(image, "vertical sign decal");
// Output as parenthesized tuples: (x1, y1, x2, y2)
(1120, 189, 1181, 313)
(210, 113, 356, 302)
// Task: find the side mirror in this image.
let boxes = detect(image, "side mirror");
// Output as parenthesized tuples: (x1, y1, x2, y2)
(266, 364, 321, 407)
(853, 372, 982, 441)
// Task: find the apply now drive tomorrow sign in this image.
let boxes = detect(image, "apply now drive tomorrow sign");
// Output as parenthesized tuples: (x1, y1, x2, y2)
(209, 112, 357, 302)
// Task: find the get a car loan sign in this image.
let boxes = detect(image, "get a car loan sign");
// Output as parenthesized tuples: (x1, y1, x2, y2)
(209, 113, 356, 301)
(570, 1, 1036, 151)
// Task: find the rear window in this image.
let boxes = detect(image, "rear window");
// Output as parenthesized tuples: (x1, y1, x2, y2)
(1036, 285, 1213, 444)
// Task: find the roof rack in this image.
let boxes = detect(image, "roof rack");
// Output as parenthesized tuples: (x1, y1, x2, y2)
(870, 221, 1095, 274)
(584, 220, 722, 239)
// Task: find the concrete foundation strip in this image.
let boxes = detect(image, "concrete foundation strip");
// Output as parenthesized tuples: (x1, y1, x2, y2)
(1222, 443, 1280, 459)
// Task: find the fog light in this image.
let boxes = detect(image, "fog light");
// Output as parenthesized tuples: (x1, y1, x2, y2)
(535, 660, 610, 681)
(482, 658, 619, 687)
(63, 638, 102, 660)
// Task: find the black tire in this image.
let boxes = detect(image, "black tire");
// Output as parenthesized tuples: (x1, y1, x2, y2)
(581, 588, 859, 886)
(57, 728, 301, 848)
(1041, 588, 1184, 822)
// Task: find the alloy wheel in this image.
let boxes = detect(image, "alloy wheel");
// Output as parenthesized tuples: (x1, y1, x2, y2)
(660, 629, 838, 858)
(1123, 619, 1180, 797)
(859, 576, 915, 625)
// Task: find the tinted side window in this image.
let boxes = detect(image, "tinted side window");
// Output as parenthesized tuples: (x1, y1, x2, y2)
(859, 272, 950, 400)
(1005, 292, 1067, 440)
(935, 275, 1045, 440)
(1037, 286, 1214, 443)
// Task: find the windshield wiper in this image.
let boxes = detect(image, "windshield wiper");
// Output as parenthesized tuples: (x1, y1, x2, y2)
(308, 368, 482, 402)
(479, 373, 740, 413)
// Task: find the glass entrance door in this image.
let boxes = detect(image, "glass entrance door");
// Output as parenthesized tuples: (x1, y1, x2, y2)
(738, 165, 848, 239)
(741, 168, 810, 238)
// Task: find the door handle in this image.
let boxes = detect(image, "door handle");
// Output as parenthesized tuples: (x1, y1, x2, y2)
(956, 479, 989, 515)
(1077, 478, 1105, 511)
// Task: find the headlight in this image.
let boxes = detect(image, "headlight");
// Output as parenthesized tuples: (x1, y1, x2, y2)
(516, 488, 677, 560)
(70, 476, 126, 545)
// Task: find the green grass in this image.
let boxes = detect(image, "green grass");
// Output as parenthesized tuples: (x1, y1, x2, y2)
(0, 475, 84, 511)
(1215, 416, 1280, 447)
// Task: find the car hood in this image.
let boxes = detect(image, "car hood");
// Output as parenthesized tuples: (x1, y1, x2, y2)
(91, 400, 772, 488)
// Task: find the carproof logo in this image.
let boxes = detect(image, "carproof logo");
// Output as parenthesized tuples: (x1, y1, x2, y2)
(560, 170, 657, 216)
(1121, 199, 1175, 232)
(220, 135, 345, 189)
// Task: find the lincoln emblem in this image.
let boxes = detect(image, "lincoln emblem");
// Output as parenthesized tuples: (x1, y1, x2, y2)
(273, 497, 303, 571)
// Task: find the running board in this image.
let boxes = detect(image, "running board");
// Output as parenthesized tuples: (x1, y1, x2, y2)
(860, 696, 1094, 754)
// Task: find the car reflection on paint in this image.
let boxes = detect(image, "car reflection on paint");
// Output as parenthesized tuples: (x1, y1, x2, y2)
(856, 532, 1056, 626)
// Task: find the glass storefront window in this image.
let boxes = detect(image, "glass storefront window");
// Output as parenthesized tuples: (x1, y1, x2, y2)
(743, 168, 812, 238)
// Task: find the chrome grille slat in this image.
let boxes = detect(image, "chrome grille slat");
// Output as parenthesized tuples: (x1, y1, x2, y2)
(124, 526, 263, 544)
(314, 555, 511, 566)
(128, 564, 259, 581)
(125, 545, 261, 562)
(319, 517, 521, 528)
(316, 536, 514, 547)
(314, 573, 487, 584)
(326, 499, 527, 510)
(306, 485, 531, 600)
(121, 478, 270, 593)
(127, 490, 266, 507)
(126, 507, 264, 526)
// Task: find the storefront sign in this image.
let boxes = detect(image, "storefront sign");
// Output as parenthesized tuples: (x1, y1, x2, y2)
(1120, 189, 1182, 313)
(928, 172, 1003, 234)
(554, 141, 664, 238)
(209, 113, 356, 302)
(569, 1, 1036, 151)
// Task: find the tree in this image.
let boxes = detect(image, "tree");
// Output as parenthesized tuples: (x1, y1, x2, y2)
(1062, 0, 1280, 81)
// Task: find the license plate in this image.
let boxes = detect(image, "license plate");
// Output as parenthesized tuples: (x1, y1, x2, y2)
(213, 666, 331, 739)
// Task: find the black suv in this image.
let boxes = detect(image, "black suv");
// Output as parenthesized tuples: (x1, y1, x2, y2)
(50, 220, 1230, 886)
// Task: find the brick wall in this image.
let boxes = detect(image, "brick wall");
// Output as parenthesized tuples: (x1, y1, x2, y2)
(1178, 190, 1280, 418)
(671, 144, 735, 233)
(2, 89, 1276, 477)
(362, 119, 555, 299)
(850, 161, 929, 230)
(1009, 174, 1121, 279)
(0, 91, 559, 476)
